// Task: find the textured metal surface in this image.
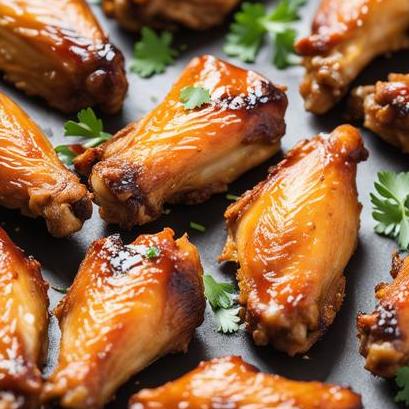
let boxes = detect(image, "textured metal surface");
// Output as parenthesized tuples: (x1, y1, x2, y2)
(0, 1, 407, 408)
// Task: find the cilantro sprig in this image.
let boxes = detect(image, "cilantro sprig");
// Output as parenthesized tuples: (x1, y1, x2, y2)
(180, 86, 211, 110)
(55, 108, 111, 165)
(396, 367, 409, 404)
(371, 171, 409, 250)
(224, 0, 306, 69)
(131, 27, 178, 78)
(203, 274, 241, 334)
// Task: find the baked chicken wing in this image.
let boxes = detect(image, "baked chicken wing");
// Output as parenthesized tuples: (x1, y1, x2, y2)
(350, 73, 409, 153)
(0, 0, 128, 113)
(0, 92, 92, 237)
(296, 0, 409, 114)
(129, 356, 363, 409)
(357, 254, 409, 378)
(103, 0, 240, 32)
(220, 125, 367, 355)
(74, 55, 288, 228)
(42, 228, 205, 409)
(0, 227, 49, 409)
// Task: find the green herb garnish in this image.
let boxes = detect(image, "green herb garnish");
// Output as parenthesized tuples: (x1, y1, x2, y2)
(51, 285, 68, 294)
(190, 222, 206, 232)
(371, 171, 409, 250)
(180, 86, 211, 110)
(130, 27, 178, 78)
(55, 145, 77, 166)
(146, 246, 160, 259)
(396, 367, 409, 404)
(226, 194, 240, 201)
(224, 0, 306, 68)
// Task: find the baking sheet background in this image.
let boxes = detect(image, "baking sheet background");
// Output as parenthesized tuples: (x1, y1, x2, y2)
(0, 1, 408, 408)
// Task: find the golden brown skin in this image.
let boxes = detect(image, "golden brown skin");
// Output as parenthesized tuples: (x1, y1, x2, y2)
(103, 0, 240, 32)
(220, 125, 368, 356)
(350, 73, 409, 153)
(357, 254, 409, 378)
(0, 93, 92, 237)
(129, 356, 363, 409)
(0, 227, 49, 409)
(0, 0, 128, 114)
(74, 55, 288, 228)
(296, 0, 409, 114)
(42, 228, 205, 409)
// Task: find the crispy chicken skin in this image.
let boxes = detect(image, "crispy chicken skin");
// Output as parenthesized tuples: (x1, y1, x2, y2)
(0, 0, 128, 113)
(74, 55, 288, 228)
(42, 228, 205, 409)
(129, 356, 363, 409)
(0, 93, 92, 237)
(295, 0, 409, 114)
(0, 227, 49, 409)
(220, 125, 368, 356)
(350, 73, 409, 153)
(102, 0, 240, 32)
(357, 254, 409, 378)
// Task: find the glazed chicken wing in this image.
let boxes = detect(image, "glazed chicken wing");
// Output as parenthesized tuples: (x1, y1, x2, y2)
(103, 0, 240, 32)
(0, 227, 49, 409)
(350, 73, 409, 153)
(74, 55, 287, 228)
(296, 0, 409, 114)
(42, 228, 205, 409)
(357, 254, 409, 378)
(0, 92, 92, 237)
(220, 125, 368, 355)
(129, 356, 363, 409)
(0, 0, 128, 113)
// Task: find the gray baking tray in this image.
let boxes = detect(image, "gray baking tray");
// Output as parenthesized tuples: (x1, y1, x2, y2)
(0, 1, 408, 408)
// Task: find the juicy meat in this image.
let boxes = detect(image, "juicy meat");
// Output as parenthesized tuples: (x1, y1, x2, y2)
(129, 356, 363, 409)
(42, 228, 205, 409)
(350, 73, 409, 153)
(220, 125, 368, 356)
(0, 92, 92, 237)
(102, 0, 240, 32)
(0, 227, 49, 409)
(74, 55, 288, 228)
(296, 0, 409, 114)
(0, 0, 128, 113)
(357, 254, 409, 378)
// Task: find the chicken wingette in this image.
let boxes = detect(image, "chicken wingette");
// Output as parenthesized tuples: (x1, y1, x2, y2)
(0, 0, 128, 113)
(74, 55, 288, 228)
(220, 125, 368, 355)
(129, 356, 363, 409)
(357, 254, 409, 378)
(42, 228, 205, 409)
(0, 93, 92, 237)
(103, 0, 240, 32)
(0, 227, 49, 409)
(296, 0, 409, 114)
(350, 73, 409, 153)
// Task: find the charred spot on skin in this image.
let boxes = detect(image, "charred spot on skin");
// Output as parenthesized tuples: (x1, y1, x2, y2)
(70, 194, 93, 222)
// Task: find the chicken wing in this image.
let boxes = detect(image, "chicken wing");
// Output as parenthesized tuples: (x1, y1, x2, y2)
(129, 356, 362, 409)
(357, 254, 409, 378)
(220, 125, 368, 355)
(102, 0, 240, 32)
(74, 55, 288, 228)
(296, 0, 409, 114)
(42, 228, 205, 409)
(0, 227, 49, 409)
(0, 92, 92, 237)
(350, 73, 409, 153)
(0, 0, 128, 114)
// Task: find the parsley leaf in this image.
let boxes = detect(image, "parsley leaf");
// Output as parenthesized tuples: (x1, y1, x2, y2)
(371, 171, 409, 250)
(215, 307, 241, 333)
(203, 275, 235, 309)
(130, 27, 178, 78)
(190, 222, 206, 232)
(180, 86, 211, 109)
(224, 0, 306, 68)
(55, 145, 77, 166)
(203, 274, 241, 334)
(396, 367, 409, 404)
(145, 246, 160, 259)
